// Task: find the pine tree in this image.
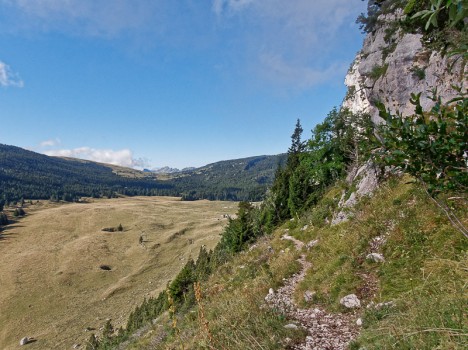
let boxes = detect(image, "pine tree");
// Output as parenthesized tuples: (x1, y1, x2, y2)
(195, 246, 211, 281)
(287, 119, 304, 168)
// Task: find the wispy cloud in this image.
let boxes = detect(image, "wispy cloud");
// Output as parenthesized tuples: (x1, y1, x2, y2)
(0, 0, 167, 37)
(259, 53, 347, 90)
(212, 0, 254, 16)
(0, 1, 365, 90)
(39, 138, 61, 148)
(0, 61, 24, 87)
(44, 146, 148, 168)
(212, 0, 364, 89)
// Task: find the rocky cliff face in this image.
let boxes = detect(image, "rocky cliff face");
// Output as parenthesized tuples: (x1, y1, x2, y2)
(333, 8, 466, 225)
(343, 10, 467, 122)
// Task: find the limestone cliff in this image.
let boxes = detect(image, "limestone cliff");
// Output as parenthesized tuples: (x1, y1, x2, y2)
(333, 5, 466, 224)
(343, 9, 467, 121)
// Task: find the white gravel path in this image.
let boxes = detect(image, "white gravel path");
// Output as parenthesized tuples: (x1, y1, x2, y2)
(265, 234, 359, 350)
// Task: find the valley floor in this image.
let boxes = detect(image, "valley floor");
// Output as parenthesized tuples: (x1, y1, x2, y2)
(0, 197, 236, 350)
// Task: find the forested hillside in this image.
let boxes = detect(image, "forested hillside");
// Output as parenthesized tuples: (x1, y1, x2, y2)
(172, 154, 287, 201)
(0, 144, 285, 203)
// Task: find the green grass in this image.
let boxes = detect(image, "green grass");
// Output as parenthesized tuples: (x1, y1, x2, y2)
(293, 176, 468, 348)
(127, 235, 306, 349)
(124, 175, 468, 349)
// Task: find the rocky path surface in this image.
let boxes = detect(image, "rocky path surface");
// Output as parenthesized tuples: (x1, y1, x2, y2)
(265, 234, 359, 350)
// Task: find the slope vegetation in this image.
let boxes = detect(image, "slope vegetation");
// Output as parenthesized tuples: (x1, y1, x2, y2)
(124, 176, 467, 350)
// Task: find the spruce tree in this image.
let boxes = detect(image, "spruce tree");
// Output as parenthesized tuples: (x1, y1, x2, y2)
(287, 119, 304, 168)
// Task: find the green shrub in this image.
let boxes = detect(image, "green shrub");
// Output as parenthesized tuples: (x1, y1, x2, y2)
(376, 90, 467, 196)
(369, 63, 389, 80)
(13, 208, 25, 217)
(0, 212, 8, 225)
(410, 65, 426, 79)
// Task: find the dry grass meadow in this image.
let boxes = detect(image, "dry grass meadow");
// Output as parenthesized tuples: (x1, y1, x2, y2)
(0, 197, 236, 349)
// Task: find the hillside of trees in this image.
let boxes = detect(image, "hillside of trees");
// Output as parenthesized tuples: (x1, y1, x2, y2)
(0, 144, 285, 203)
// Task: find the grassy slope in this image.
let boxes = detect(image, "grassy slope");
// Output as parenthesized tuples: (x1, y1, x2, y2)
(128, 176, 467, 349)
(0, 197, 236, 350)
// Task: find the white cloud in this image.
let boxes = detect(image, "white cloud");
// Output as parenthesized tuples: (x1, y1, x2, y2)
(212, 0, 365, 89)
(259, 53, 347, 89)
(44, 146, 147, 168)
(0, 61, 24, 87)
(212, 0, 254, 15)
(39, 138, 61, 147)
(1, 0, 167, 37)
(0, 1, 365, 90)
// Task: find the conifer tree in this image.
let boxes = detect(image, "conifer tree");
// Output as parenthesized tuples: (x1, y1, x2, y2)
(0, 212, 8, 225)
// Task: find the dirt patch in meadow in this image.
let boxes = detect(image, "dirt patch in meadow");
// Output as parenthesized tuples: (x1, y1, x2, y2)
(0, 197, 236, 349)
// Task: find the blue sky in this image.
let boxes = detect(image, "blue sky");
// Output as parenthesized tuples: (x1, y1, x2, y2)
(0, 0, 366, 169)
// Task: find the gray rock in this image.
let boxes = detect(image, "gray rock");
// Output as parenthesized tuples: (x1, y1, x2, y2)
(344, 10, 466, 123)
(73, 344, 80, 349)
(366, 252, 385, 262)
(306, 239, 319, 249)
(304, 290, 316, 302)
(20, 337, 31, 346)
(331, 209, 350, 225)
(301, 225, 309, 231)
(332, 160, 382, 225)
(284, 323, 299, 330)
(340, 294, 361, 308)
(356, 318, 363, 326)
(265, 288, 275, 302)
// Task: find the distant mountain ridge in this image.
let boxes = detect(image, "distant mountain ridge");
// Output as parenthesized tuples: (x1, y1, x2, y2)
(147, 166, 196, 174)
(0, 143, 285, 202)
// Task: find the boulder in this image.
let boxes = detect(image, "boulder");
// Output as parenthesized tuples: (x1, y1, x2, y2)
(340, 294, 361, 308)
(304, 290, 316, 302)
(366, 253, 385, 263)
(306, 239, 319, 249)
(20, 337, 31, 346)
(265, 288, 275, 302)
(284, 323, 299, 330)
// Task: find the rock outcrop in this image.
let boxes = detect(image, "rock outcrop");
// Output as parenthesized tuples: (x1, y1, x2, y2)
(343, 10, 467, 122)
(335, 9, 467, 225)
